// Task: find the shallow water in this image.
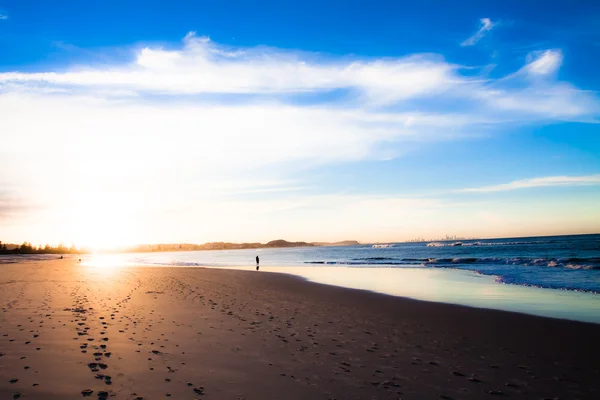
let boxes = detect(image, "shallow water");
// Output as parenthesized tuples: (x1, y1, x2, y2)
(265, 266, 600, 324)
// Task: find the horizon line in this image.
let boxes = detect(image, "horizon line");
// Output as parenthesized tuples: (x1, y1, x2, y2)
(1, 231, 598, 250)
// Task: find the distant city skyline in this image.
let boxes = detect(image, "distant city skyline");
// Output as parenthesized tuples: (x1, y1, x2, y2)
(0, 1, 599, 248)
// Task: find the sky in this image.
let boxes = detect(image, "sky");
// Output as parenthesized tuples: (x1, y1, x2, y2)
(1, 0, 599, 248)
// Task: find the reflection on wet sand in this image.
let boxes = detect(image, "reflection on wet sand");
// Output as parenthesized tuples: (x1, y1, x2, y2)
(82, 254, 133, 271)
(225, 265, 600, 324)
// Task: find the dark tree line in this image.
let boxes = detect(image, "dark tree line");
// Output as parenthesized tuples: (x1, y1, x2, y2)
(0, 241, 83, 255)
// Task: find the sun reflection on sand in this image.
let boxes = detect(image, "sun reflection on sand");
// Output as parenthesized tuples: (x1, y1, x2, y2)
(82, 253, 132, 271)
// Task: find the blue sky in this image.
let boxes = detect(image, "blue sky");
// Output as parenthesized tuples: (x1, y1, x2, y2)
(0, 1, 599, 247)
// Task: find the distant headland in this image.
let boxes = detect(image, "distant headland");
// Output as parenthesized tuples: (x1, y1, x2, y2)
(0, 239, 361, 255)
(124, 239, 361, 252)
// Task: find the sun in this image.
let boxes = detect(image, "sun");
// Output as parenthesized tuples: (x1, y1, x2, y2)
(64, 192, 140, 251)
(76, 222, 136, 250)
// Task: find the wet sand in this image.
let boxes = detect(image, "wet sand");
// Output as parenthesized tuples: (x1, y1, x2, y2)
(1, 259, 599, 399)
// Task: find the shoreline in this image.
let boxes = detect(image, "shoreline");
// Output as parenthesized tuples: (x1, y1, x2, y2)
(1, 259, 600, 399)
(268, 267, 600, 324)
(82, 255, 600, 324)
(6, 254, 600, 324)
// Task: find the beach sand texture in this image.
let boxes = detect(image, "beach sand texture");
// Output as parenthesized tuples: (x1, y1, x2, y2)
(1, 259, 599, 399)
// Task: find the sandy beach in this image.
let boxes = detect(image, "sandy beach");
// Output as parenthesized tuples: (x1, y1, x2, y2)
(1, 259, 599, 400)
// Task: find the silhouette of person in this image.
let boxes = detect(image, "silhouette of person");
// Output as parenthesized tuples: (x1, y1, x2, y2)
(256, 255, 260, 271)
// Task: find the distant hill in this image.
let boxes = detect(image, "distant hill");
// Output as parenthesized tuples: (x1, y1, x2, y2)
(122, 239, 315, 253)
(265, 239, 315, 248)
(311, 240, 360, 246)
(1, 239, 359, 255)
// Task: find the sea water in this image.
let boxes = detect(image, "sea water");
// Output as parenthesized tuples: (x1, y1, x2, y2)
(83, 234, 600, 323)
(127, 234, 600, 292)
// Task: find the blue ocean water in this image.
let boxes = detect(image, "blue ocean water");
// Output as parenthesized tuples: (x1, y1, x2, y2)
(128, 234, 600, 293)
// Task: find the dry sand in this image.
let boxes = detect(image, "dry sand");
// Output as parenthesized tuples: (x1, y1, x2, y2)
(1, 259, 599, 399)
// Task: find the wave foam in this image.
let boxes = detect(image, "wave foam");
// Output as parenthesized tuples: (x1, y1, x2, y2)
(305, 256, 600, 270)
(426, 240, 545, 247)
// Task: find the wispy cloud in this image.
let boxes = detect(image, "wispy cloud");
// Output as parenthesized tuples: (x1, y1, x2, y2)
(524, 49, 563, 75)
(470, 48, 598, 120)
(0, 33, 458, 106)
(0, 33, 597, 121)
(0, 191, 29, 221)
(461, 18, 496, 46)
(1, 34, 599, 243)
(0, 14, 8, 20)
(1, 35, 598, 206)
(459, 175, 600, 193)
(0, 36, 597, 176)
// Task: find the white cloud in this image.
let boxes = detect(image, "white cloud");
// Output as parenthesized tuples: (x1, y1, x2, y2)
(0, 92, 465, 171)
(0, 14, 7, 20)
(1, 34, 594, 122)
(1, 36, 598, 201)
(524, 49, 563, 75)
(468, 49, 597, 120)
(0, 34, 599, 244)
(0, 33, 457, 106)
(0, 90, 477, 245)
(475, 83, 597, 119)
(461, 18, 496, 46)
(460, 175, 600, 193)
(0, 36, 598, 178)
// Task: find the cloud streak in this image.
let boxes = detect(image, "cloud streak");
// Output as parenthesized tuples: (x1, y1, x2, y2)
(0, 33, 457, 106)
(460, 175, 600, 193)
(0, 33, 596, 122)
(0, 191, 29, 221)
(1, 34, 599, 212)
(524, 50, 563, 75)
(0, 35, 598, 181)
(1, 34, 599, 243)
(461, 18, 496, 46)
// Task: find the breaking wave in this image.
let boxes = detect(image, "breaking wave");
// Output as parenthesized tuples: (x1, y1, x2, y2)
(305, 256, 600, 270)
(426, 241, 547, 247)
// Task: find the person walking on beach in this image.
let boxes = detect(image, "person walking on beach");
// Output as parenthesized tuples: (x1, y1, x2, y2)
(256, 255, 260, 271)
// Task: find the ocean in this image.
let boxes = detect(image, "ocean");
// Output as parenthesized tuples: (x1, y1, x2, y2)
(2, 234, 597, 322)
(125, 234, 600, 293)
(70, 233, 600, 323)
